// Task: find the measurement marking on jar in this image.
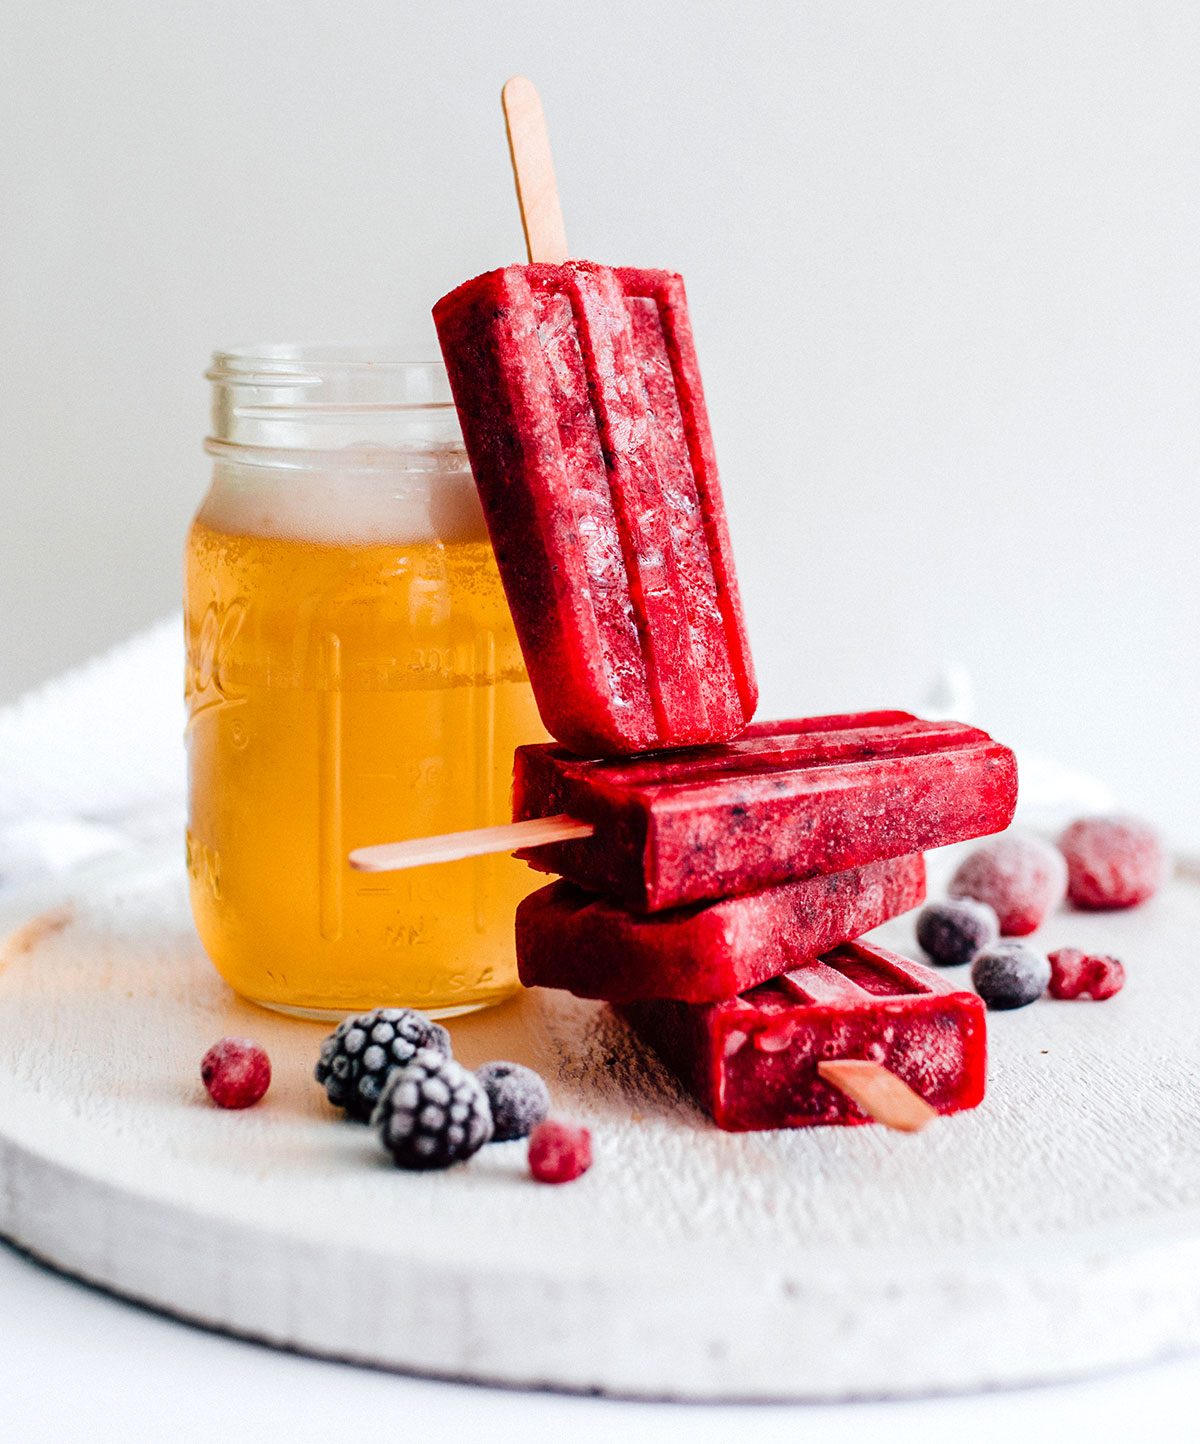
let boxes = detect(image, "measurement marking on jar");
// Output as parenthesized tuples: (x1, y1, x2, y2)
(318, 633, 344, 942)
(383, 921, 430, 948)
(473, 629, 497, 935)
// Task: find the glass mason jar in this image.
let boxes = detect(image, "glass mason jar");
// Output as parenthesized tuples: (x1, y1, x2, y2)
(184, 346, 546, 1019)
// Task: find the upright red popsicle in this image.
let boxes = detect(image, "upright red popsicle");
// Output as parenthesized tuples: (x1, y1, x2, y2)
(434, 261, 757, 755)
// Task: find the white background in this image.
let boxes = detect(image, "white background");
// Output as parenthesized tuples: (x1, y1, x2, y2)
(1, 0, 1197, 839)
(0, 3, 1198, 1434)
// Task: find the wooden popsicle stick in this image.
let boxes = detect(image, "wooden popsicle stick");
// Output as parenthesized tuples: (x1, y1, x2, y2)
(348, 814, 594, 873)
(817, 1060, 938, 1134)
(502, 76, 569, 263)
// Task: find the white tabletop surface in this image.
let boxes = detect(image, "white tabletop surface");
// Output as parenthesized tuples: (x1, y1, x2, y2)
(4, 1240, 1200, 1444)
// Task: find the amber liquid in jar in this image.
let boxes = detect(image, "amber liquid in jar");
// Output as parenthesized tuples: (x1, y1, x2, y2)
(184, 350, 545, 1018)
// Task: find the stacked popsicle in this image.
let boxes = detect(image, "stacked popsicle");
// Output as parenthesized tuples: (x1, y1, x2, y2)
(507, 716, 1008, 1129)
(368, 79, 1017, 1130)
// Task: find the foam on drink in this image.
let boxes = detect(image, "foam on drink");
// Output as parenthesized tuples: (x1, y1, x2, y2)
(195, 449, 491, 547)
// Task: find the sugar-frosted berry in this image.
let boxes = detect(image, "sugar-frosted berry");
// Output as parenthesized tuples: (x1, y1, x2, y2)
(315, 1007, 451, 1122)
(916, 897, 1000, 967)
(971, 941, 1051, 1010)
(374, 1049, 493, 1169)
(475, 1061, 551, 1142)
(1058, 815, 1167, 911)
(201, 1037, 270, 1109)
(1048, 947, 1126, 1000)
(529, 1118, 592, 1184)
(949, 832, 1067, 935)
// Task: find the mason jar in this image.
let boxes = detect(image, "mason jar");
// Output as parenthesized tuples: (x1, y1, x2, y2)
(184, 346, 545, 1018)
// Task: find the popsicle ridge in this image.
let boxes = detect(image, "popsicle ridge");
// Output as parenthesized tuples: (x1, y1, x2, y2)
(771, 959, 886, 1008)
(613, 267, 757, 728)
(565, 264, 711, 739)
(521, 718, 994, 795)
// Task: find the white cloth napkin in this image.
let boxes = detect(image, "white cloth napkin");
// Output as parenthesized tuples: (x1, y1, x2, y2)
(0, 616, 186, 894)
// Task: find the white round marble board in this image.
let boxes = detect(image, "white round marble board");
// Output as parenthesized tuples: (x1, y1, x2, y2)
(1, 841, 1199, 1402)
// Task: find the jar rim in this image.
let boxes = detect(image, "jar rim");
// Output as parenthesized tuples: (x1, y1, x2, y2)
(207, 345, 454, 406)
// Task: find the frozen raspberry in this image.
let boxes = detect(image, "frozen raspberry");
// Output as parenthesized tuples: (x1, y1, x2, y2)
(971, 941, 1051, 1010)
(1048, 948, 1126, 1000)
(374, 1049, 493, 1170)
(916, 897, 1000, 967)
(528, 1118, 592, 1184)
(476, 1061, 551, 1142)
(1058, 815, 1167, 911)
(948, 832, 1067, 935)
(315, 1007, 451, 1122)
(201, 1037, 271, 1109)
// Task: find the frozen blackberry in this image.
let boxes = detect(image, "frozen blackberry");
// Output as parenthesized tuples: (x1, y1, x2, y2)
(971, 941, 1051, 1010)
(916, 897, 1000, 967)
(374, 1049, 493, 1170)
(476, 1060, 551, 1142)
(315, 1007, 451, 1122)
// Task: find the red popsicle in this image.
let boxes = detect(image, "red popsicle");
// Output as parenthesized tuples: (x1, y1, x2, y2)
(434, 259, 757, 756)
(513, 711, 1018, 911)
(620, 940, 987, 1131)
(517, 853, 926, 1004)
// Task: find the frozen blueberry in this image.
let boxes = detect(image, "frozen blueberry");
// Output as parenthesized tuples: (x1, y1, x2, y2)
(971, 941, 1051, 1010)
(475, 1060, 551, 1142)
(916, 897, 1000, 967)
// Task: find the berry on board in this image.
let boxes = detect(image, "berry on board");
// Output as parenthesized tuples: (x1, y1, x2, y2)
(916, 897, 1000, 967)
(949, 832, 1067, 936)
(315, 1007, 451, 1122)
(476, 1060, 551, 1142)
(1048, 948, 1126, 1001)
(201, 1037, 271, 1109)
(970, 941, 1051, 1011)
(1058, 815, 1167, 911)
(375, 1049, 493, 1170)
(529, 1118, 592, 1184)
